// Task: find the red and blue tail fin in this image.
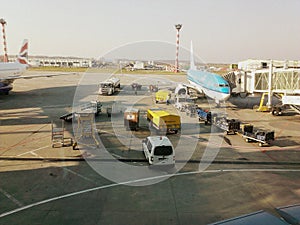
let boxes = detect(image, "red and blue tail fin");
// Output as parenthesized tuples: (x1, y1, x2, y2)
(17, 39, 29, 65)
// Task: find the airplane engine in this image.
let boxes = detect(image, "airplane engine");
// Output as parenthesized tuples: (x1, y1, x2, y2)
(175, 84, 187, 96)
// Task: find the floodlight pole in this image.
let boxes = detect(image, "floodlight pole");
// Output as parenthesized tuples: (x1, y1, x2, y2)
(0, 18, 8, 62)
(174, 24, 182, 73)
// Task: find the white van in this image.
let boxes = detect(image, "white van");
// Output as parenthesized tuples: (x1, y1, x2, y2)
(142, 136, 175, 165)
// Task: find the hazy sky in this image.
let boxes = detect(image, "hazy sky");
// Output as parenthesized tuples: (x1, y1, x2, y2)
(1, 0, 299, 63)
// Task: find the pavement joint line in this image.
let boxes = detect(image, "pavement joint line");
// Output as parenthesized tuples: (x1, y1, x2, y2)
(1, 168, 300, 219)
(41, 104, 72, 108)
(2, 124, 38, 134)
(0, 188, 23, 207)
(62, 167, 98, 184)
(1, 157, 300, 166)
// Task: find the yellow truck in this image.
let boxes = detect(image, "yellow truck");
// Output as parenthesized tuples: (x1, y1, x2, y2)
(155, 90, 171, 104)
(147, 108, 180, 134)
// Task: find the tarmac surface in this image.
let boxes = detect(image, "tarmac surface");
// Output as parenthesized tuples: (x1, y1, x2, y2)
(1, 71, 300, 224)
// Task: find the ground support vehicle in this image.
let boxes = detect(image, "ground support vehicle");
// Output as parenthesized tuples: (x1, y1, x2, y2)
(255, 93, 300, 116)
(60, 101, 102, 122)
(142, 136, 175, 166)
(131, 83, 142, 90)
(147, 108, 180, 134)
(155, 90, 171, 104)
(98, 77, 120, 95)
(124, 108, 140, 131)
(149, 85, 158, 92)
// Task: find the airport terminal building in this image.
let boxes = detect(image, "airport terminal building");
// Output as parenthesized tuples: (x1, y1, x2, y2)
(8, 55, 94, 68)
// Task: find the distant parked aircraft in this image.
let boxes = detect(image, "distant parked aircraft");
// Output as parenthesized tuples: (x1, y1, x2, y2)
(0, 39, 76, 95)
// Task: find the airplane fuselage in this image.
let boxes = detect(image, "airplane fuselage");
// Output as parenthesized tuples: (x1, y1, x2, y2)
(187, 69, 230, 103)
(0, 62, 27, 94)
(0, 62, 27, 77)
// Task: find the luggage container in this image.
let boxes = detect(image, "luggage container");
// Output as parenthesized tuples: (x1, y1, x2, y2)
(147, 108, 180, 134)
(124, 108, 140, 131)
(197, 108, 240, 134)
(241, 124, 275, 146)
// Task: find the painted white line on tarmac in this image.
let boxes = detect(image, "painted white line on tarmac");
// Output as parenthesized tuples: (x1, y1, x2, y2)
(29, 151, 44, 159)
(1, 168, 300, 218)
(0, 188, 23, 207)
(17, 145, 49, 157)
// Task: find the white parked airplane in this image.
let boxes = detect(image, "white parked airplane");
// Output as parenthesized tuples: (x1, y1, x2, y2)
(0, 39, 76, 95)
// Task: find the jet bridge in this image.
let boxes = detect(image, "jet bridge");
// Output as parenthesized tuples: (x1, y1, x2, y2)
(250, 68, 300, 94)
(248, 63, 300, 111)
(228, 66, 300, 95)
(225, 61, 300, 114)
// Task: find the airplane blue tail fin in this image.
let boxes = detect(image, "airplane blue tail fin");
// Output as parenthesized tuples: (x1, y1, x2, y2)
(190, 41, 196, 70)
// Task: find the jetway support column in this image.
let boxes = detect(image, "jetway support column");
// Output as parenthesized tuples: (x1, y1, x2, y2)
(267, 60, 273, 108)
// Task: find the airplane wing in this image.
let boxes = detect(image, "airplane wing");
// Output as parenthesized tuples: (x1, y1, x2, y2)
(1, 72, 78, 81)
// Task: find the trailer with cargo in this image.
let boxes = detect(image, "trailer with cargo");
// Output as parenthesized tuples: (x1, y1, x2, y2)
(196, 108, 212, 125)
(241, 124, 275, 146)
(197, 108, 240, 134)
(212, 114, 240, 134)
(184, 104, 197, 117)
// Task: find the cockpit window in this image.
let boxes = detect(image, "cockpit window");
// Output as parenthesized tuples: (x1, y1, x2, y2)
(219, 84, 229, 87)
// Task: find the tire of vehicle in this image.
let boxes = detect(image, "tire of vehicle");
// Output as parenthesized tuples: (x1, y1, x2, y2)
(272, 108, 280, 116)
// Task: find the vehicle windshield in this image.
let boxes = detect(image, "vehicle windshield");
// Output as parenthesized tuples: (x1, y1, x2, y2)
(154, 146, 173, 156)
(101, 83, 112, 88)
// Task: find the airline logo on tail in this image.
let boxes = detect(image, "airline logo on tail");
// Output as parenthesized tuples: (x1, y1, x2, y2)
(17, 39, 29, 65)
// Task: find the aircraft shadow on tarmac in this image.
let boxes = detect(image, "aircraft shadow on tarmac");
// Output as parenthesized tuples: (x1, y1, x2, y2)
(273, 136, 300, 147)
(228, 95, 281, 110)
(0, 85, 95, 127)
